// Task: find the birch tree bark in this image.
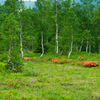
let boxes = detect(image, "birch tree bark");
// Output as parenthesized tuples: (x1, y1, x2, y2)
(68, 27, 73, 58)
(18, 9, 24, 59)
(86, 40, 89, 52)
(56, 0, 58, 53)
(20, 21, 24, 58)
(40, 2, 44, 57)
(40, 32, 44, 57)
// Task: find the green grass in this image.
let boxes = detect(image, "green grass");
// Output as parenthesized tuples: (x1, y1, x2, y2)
(0, 52, 100, 100)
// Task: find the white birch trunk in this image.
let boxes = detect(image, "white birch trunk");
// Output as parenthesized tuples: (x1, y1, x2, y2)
(20, 21, 24, 58)
(86, 40, 89, 52)
(40, 3, 44, 57)
(68, 28, 73, 58)
(56, 0, 58, 54)
(18, 10, 23, 58)
(79, 38, 84, 52)
(40, 32, 44, 57)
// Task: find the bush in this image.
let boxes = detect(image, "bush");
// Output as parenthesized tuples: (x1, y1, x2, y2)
(49, 57, 71, 64)
(6, 50, 24, 72)
(8, 56, 23, 72)
(77, 56, 86, 61)
(83, 61, 98, 67)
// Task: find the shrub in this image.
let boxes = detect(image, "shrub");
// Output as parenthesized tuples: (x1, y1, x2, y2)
(7, 56, 23, 72)
(50, 57, 58, 63)
(33, 57, 37, 60)
(24, 57, 31, 61)
(9, 79, 19, 88)
(75, 61, 83, 65)
(77, 56, 86, 61)
(83, 61, 98, 67)
(50, 57, 71, 64)
(24, 57, 37, 61)
(43, 57, 47, 61)
(57, 59, 68, 64)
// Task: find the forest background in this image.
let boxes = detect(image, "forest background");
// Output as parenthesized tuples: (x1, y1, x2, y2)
(0, 0, 100, 70)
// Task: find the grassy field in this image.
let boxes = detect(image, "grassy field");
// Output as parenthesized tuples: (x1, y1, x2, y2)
(0, 52, 100, 100)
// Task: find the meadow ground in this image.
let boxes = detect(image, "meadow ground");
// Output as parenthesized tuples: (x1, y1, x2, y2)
(0, 52, 100, 100)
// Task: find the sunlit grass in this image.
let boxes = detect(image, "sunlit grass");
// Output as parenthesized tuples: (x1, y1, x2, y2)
(0, 52, 100, 99)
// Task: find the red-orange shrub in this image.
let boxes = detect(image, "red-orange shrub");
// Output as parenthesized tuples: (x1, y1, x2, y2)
(83, 61, 98, 67)
(78, 56, 86, 61)
(33, 57, 37, 60)
(24, 57, 31, 61)
(43, 57, 47, 61)
(75, 61, 83, 65)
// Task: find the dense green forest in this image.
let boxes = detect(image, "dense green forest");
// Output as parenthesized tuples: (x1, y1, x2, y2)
(1, 1, 100, 99)
(0, 0, 100, 70)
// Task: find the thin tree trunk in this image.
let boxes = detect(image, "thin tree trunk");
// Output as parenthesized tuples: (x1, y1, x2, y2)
(56, 0, 58, 53)
(60, 48, 64, 54)
(86, 40, 89, 52)
(40, 3, 44, 57)
(98, 34, 100, 54)
(18, 10, 24, 58)
(98, 42, 100, 54)
(20, 21, 23, 58)
(89, 43, 91, 55)
(40, 32, 44, 57)
(68, 27, 73, 58)
(76, 42, 78, 52)
(8, 41, 11, 63)
(79, 38, 84, 52)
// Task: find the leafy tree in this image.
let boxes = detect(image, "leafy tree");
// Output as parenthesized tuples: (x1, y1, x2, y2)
(92, 5, 100, 54)
(0, 13, 23, 71)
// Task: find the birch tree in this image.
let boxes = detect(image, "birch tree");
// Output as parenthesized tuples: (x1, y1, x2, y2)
(55, 0, 58, 53)
(35, 0, 51, 56)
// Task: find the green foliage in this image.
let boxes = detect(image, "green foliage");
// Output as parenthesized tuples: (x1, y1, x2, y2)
(0, 13, 23, 72)
(8, 55, 24, 72)
(0, 62, 6, 72)
(22, 70, 37, 76)
(0, 0, 100, 56)
(0, 52, 100, 100)
(0, 0, 100, 71)
(0, 53, 8, 62)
